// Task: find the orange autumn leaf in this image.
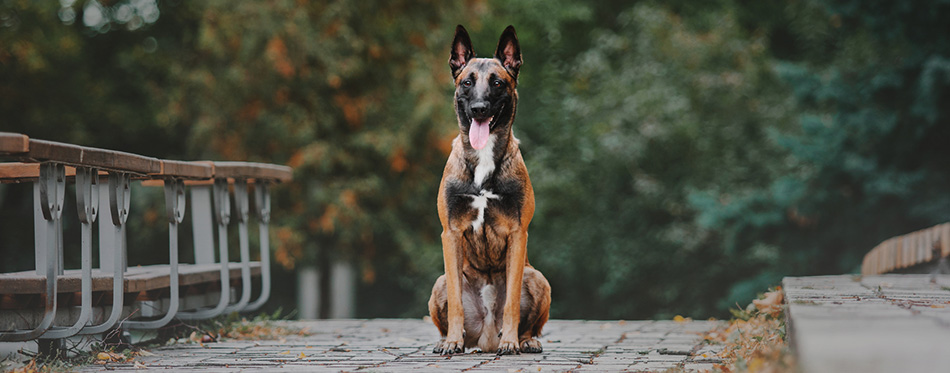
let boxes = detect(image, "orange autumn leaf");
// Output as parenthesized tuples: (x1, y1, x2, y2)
(752, 289, 784, 317)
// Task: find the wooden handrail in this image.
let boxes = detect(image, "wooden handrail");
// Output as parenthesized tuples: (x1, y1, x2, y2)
(861, 222, 950, 275)
(0, 133, 29, 155)
(153, 160, 214, 180)
(212, 161, 293, 182)
(23, 139, 162, 174)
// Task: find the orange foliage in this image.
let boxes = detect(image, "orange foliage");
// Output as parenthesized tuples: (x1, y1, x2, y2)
(437, 132, 456, 155)
(265, 37, 294, 79)
(287, 150, 305, 168)
(706, 287, 795, 373)
(368, 44, 383, 59)
(323, 21, 341, 37)
(274, 227, 302, 270)
(317, 204, 339, 233)
(752, 288, 784, 317)
(390, 147, 408, 172)
(333, 94, 366, 128)
(212, 132, 247, 160)
(143, 207, 159, 226)
(327, 74, 342, 89)
(409, 33, 426, 48)
(237, 99, 263, 121)
(340, 189, 358, 208)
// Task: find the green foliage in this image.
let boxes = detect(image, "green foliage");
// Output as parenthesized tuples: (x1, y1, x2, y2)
(691, 0, 950, 308)
(511, 2, 796, 318)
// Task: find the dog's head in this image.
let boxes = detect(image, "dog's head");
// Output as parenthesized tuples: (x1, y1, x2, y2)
(449, 25, 521, 151)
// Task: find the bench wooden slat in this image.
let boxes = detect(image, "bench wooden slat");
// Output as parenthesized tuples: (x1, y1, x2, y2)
(0, 263, 261, 294)
(213, 161, 293, 182)
(0, 133, 29, 154)
(26, 139, 162, 174)
(0, 163, 111, 183)
(1, 161, 215, 183)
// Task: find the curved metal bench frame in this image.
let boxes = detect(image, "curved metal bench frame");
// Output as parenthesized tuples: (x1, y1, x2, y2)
(0, 133, 291, 341)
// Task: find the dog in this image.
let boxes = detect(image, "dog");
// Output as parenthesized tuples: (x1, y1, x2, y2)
(428, 25, 551, 356)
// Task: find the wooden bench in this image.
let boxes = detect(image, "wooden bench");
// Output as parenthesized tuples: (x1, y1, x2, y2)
(861, 223, 950, 275)
(0, 132, 291, 341)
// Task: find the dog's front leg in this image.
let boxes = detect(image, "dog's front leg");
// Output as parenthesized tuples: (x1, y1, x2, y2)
(440, 230, 465, 354)
(498, 229, 528, 355)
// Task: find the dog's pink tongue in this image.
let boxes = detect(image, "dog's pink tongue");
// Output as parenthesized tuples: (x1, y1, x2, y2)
(469, 118, 491, 150)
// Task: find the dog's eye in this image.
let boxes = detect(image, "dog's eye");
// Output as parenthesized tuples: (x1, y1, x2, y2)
(462, 80, 473, 87)
(492, 80, 503, 88)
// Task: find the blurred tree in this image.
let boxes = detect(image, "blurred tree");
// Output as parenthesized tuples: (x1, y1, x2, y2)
(157, 0, 477, 317)
(691, 0, 950, 308)
(506, 2, 796, 319)
(0, 0, 196, 274)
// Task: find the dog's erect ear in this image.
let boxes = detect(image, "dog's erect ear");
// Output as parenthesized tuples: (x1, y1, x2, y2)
(494, 25, 522, 80)
(450, 25, 475, 79)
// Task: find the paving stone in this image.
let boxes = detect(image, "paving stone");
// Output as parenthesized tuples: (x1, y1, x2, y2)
(785, 274, 950, 373)
(74, 319, 724, 372)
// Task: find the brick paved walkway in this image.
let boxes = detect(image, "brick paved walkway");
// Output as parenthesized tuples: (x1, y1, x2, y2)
(784, 274, 950, 373)
(82, 319, 724, 372)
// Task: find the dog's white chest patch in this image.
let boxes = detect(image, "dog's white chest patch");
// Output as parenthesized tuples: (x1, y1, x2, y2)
(473, 135, 495, 188)
(467, 189, 500, 232)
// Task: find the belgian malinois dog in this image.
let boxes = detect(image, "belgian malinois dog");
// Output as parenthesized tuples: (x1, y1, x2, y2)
(428, 25, 551, 355)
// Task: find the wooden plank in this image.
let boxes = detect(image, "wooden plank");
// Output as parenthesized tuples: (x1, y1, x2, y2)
(76, 143, 162, 174)
(213, 161, 293, 182)
(153, 160, 214, 180)
(0, 163, 41, 182)
(26, 139, 162, 174)
(0, 163, 111, 183)
(0, 132, 29, 154)
(0, 263, 261, 294)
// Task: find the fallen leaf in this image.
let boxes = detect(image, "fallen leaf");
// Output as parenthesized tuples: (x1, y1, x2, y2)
(96, 351, 124, 362)
(752, 290, 785, 317)
(133, 361, 147, 369)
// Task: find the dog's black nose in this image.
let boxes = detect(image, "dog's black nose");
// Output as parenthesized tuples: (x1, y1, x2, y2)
(470, 101, 489, 118)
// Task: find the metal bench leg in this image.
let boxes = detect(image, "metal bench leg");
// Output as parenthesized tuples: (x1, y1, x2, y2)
(81, 172, 130, 334)
(0, 163, 64, 341)
(245, 182, 271, 312)
(178, 179, 231, 319)
(124, 179, 184, 329)
(42, 167, 98, 339)
(225, 179, 251, 313)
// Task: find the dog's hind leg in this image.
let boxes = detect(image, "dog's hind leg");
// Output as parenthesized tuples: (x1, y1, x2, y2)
(428, 275, 449, 352)
(518, 266, 551, 353)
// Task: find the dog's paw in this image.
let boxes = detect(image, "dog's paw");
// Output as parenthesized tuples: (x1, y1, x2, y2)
(436, 339, 463, 355)
(496, 340, 519, 355)
(520, 338, 543, 353)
